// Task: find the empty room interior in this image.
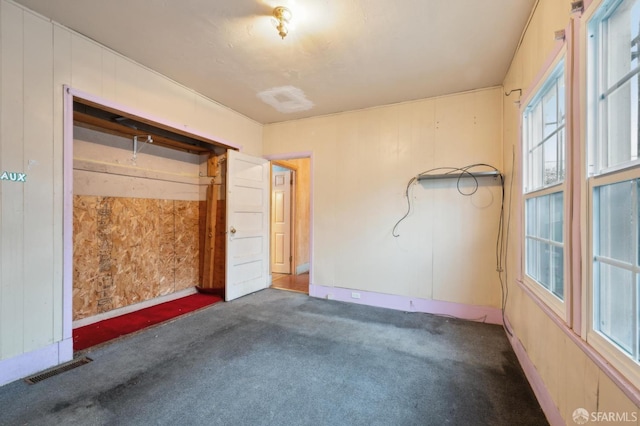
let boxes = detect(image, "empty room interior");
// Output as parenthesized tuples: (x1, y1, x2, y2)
(1, 0, 640, 424)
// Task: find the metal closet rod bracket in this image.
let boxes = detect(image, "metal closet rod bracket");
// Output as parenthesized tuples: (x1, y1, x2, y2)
(133, 135, 153, 159)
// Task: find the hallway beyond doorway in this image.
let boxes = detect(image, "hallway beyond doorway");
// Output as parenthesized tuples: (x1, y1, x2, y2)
(271, 272, 309, 294)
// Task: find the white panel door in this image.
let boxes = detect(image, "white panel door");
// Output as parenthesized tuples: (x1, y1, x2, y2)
(271, 170, 291, 274)
(225, 150, 270, 301)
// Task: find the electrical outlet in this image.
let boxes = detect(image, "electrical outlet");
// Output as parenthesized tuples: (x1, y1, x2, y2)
(351, 292, 361, 299)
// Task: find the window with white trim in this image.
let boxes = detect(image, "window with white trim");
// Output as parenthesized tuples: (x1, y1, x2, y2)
(588, 0, 640, 387)
(522, 61, 567, 314)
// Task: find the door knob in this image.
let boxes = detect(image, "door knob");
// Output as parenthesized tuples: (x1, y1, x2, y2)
(230, 226, 236, 234)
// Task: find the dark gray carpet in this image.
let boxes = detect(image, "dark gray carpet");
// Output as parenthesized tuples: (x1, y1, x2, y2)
(0, 289, 548, 425)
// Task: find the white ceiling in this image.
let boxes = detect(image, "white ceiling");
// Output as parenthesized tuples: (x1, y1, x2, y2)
(15, 0, 536, 124)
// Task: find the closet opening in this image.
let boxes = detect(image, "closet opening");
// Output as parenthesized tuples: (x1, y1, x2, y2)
(69, 96, 232, 351)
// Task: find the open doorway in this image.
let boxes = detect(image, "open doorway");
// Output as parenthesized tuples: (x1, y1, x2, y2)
(269, 157, 311, 294)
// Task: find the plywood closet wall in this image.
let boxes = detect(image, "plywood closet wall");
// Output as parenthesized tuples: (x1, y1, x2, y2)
(73, 197, 201, 320)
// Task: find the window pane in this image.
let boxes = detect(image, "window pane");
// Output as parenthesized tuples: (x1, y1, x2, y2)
(552, 245, 564, 298)
(523, 61, 564, 191)
(606, 0, 640, 87)
(526, 198, 536, 236)
(543, 133, 558, 186)
(537, 194, 550, 240)
(633, 70, 639, 161)
(525, 192, 564, 301)
(638, 180, 640, 266)
(531, 146, 543, 190)
(558, 127, 566, 182)
(597, 262, 634, 354)
(558, 77, 566, 126)
(523, 114, 531, 191)
(551, 192, 564, 243)
(538, 242, 551, 290)
(532, 101, 543, 152)
(607, 79, 636, 166)
(600, 0, 640, 169)
(530, 101, 543, 191)
(526, 238, 538, 281)
(543, 83, 558, 139)
(597, 180, 635, 263)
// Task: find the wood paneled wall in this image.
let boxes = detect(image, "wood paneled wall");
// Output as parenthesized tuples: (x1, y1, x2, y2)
(1, 1, 60, 360)
(0, 0, 262, 365)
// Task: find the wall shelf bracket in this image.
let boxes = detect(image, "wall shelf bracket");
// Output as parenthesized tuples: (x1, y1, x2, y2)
(416, 170, 502, 181)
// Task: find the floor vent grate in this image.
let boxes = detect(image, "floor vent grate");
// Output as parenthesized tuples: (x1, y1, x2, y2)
(24, 357, 93, 384)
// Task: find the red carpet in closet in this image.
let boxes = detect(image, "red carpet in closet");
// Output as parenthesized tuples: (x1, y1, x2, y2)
(73, 293, 222, 351)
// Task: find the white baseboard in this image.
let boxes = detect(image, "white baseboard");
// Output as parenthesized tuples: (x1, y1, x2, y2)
(309, 284, 503, 324)
(296, 263, 310, 275)
(0, 338, 73, 387)
(72, 287, 198, 328)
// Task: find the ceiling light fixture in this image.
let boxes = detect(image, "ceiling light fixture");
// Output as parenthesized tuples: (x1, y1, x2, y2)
(273, 6, 292, 39)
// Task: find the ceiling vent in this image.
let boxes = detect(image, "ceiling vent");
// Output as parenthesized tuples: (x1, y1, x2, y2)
(257, 86, 314, 114)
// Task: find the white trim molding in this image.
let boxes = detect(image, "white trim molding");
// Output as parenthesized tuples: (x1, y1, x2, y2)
(310, 284, 503, 325)
(0, 339, 73, 387)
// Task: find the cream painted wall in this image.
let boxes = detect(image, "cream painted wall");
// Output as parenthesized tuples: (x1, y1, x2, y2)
(502, 0, 640, 422)
(263, 88, 504, 307)
(0, 0, 262, 366)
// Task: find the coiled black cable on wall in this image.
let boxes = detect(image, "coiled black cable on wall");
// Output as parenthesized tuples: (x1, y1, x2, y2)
(392, 163, 512, 335)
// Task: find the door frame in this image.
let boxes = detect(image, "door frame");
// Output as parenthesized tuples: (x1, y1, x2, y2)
(264, 152, 314, 288)
(63, 86, 241, 352)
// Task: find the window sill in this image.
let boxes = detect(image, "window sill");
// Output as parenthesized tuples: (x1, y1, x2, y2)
(520, 275, 566, 320)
